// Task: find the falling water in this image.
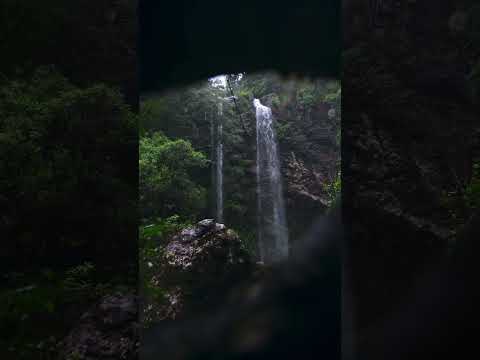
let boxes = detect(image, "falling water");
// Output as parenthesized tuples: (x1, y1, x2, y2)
(216, 102, 224, 223)
(254, 98, 289, 263)
(210, 112, 216, 218)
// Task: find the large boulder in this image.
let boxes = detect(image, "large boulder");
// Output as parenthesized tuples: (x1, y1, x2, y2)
(163, 219, 252, 288)
(58, 293, 138, 360)
(143, 220, 254, 325)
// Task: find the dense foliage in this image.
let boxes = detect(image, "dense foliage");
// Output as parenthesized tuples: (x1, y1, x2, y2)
(140, 132, 208, 219)
(0, 67, 137, 269)
(0, 1, 138, 358)
(0, 67, 137, 359)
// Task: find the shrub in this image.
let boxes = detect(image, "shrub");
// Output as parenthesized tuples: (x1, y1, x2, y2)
(139, 132, 208, 219)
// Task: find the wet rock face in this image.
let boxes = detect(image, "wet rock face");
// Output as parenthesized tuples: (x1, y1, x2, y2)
(163, 220, 252, 293)
(285, 153, 330, 209)
(342, 1, 479, 333)
(141, 220, 254, 325)
(59, 293, 138, 360)
(283, 152, 333, 240)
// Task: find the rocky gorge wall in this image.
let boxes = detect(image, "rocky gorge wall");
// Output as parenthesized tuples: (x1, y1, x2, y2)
(343, 0, 480, 345)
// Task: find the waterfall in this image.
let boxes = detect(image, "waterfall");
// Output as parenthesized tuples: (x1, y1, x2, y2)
(216, 102, 224, 223)
(254, 98, 289, 263)
(210, 112, 216, 218)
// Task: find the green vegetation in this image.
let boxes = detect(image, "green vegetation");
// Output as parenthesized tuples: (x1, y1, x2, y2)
(0, 1, 138, 358)
(140, 133, 208, 219)
(0, 67, 137, 358)
(0, 67, 137, 267)
(0, 262, 132, 359)
(325, 170, 342, 207)
(139, 215, 192, 327)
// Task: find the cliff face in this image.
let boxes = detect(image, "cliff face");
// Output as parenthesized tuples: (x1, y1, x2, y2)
(285, 152, 330, 208)
(274, 99, 341, 243)
(343, 0, 480, 335)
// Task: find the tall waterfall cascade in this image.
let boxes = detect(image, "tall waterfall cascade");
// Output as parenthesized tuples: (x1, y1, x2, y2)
(254, 98, 289, 263)
(216, 102, 224, 223)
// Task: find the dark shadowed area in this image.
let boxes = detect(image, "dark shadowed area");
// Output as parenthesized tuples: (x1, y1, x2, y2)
(139, 0, 340, 93)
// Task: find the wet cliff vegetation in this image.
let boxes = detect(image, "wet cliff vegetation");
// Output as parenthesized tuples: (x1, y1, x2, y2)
(139, 73, 340, 328)
(140, 73, 341, 237)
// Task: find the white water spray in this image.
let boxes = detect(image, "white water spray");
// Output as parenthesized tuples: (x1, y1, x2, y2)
(254, 98, 289, 263)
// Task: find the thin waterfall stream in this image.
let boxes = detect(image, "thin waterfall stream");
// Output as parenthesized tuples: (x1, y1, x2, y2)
(216, 102, 224, 223)
(254, 98, 289, 263)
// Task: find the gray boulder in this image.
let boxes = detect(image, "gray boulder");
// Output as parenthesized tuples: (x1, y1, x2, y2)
(58, 293, 138, 360)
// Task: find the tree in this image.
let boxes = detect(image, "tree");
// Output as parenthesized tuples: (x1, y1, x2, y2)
(139, 132, 208, 220)
(0, 67, 137, 268)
